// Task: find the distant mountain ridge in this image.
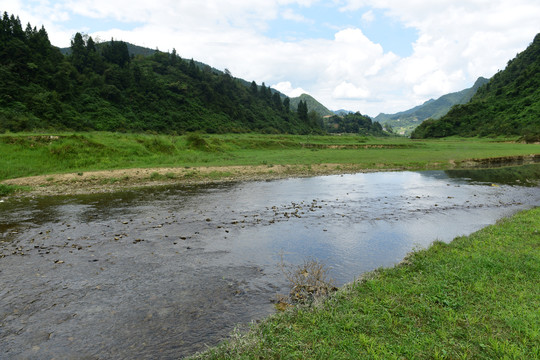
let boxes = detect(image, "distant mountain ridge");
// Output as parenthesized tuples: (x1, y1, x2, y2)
(375, 77, 489, 135)
(412, 33, 540, 139)
(333, 109, 354, 116)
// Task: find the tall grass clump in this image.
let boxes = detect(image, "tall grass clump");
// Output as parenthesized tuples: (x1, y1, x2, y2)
(278, 255, 337, 306)
(0, 184, 17, 196)
(186, 133, 211, 151)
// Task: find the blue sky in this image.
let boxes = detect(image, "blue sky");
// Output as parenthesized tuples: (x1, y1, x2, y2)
(265, 5, 417, 57)
(3, 0, 539, 115)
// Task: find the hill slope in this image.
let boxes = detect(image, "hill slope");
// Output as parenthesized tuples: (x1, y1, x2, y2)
(290, 94, 334, 116)
(412, 33, 540, 139)
(0, 12, 318, 134)
(375, 77, 489, 135)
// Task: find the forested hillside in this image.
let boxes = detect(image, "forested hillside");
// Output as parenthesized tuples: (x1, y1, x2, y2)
(0, 12, 319, 134)
(412, 33, 540, 140)
(375, 77, 489, 136)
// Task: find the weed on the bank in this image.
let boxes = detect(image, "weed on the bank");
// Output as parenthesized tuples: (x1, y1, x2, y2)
(277, 255, 337, 306)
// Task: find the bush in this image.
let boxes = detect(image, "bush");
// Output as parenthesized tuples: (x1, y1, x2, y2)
(520, 132, 540, 143)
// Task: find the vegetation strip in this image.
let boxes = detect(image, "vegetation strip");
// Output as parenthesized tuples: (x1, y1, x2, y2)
(191, 207, 540, 359)
(1, 132, 538, 197)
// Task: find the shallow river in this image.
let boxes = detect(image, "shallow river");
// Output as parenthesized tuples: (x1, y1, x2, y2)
(1, 165, 539, 359)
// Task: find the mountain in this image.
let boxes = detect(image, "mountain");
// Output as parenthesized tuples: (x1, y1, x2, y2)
(290, 94, 334, 116)
(375, 77, 489, 135)
(333, 109, 354, 116)
(0, 12, 319, 134)
(412, 33, 540, 140)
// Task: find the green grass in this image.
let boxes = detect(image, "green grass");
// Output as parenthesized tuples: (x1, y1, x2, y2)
(0, 182, 32, 196)
(0, 132, 538, 181)
(0, 184, 26, 196)
(191, 207, 540, 359)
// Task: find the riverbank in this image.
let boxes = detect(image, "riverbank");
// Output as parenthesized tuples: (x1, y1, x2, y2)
(3, 155, 540, 197)
(190, 207, 540, 359)
(1, 132, 538, 197)
(0, 163, 390, 197)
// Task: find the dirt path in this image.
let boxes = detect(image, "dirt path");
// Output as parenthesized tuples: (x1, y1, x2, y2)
(1, 163, 391, 197)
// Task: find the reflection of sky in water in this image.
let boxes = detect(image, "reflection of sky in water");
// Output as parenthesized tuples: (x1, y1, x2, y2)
(212, 171, 539, 284)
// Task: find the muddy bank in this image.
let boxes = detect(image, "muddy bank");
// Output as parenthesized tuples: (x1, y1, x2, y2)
(457, 153, 540, 168)
(2, 155, 539, 198)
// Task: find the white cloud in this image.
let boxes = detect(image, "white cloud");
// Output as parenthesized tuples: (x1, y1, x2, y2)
(281, 8, 312, 23)
(361, 10, 375, 23)
(272, 81, 308, 97)
(333, 81, 371, 99)
(412, 70, 463, 97)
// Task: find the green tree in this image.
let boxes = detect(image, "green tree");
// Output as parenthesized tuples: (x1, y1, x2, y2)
(272, 92, 282, 110)
(283, 97, 290, 112)
(260, 82, 269, 100)
(170, 48, 178, 66)
(308, 110, 322, 127)
(102, 39, 130, 67)
(70, 32, 87, 72)
(250, 81, 258, 95)
(297, 100, 308, 122)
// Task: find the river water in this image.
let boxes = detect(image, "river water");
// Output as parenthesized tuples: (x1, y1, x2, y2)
(1, 165, 539, 359)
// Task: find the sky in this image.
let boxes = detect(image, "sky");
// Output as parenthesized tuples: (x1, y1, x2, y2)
(2, 1, 539, 116)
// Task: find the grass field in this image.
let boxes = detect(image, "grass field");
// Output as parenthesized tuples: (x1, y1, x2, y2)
(190, 207, 540, 359)
(1, 132, 538, 182)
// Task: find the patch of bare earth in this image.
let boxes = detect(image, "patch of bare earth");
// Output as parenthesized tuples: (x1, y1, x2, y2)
(1, 164, 390, 197)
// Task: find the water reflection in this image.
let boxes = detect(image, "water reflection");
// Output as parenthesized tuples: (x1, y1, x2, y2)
(445, 163, 540, 186)
(0, 166, 539, 359)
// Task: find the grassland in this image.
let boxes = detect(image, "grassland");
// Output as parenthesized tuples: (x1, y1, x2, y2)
(1, 132, 538, 179)
(190, 207, 540, 359)
(0, 132, 538, 196)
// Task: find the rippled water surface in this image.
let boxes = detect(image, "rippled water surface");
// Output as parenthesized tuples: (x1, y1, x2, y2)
(1, 165, 539, 359)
